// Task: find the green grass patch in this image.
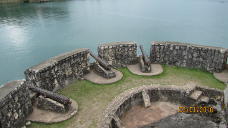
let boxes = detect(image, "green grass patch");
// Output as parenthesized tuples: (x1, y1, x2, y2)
(28, 65, 225, 128)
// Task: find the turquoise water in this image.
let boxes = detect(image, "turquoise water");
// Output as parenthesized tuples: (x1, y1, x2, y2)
(0, 0, 228, 84)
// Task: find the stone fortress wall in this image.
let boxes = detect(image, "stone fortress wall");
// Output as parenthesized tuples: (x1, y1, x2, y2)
(0, 80, 33, 128)
(151, 41, 228, 72)
(0, 41, 228, 128)
(24, 48, 90, 91)
(100, 85, 224, 128)
(98, 42, 138, 67)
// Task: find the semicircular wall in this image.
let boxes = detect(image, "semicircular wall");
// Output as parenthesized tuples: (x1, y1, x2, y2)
(100, 85, 223, 128)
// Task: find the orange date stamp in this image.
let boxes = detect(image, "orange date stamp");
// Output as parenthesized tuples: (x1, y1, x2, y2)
(178, 106, 214, 113)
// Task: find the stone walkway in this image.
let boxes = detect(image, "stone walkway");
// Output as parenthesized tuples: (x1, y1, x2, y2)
(127, 63, 163, 76)
(27, 99, 78, 124)
(84, 68, 123, 84)
(213, 69, 228, 83)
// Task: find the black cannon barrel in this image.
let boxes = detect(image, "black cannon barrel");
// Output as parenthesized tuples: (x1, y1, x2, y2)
(89, 51, 112, 70)
(139, 45, 150, 65)
(28, 85, 71, 105)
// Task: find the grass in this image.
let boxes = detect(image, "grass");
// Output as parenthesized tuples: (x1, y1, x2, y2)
(28, 65, 226, 128)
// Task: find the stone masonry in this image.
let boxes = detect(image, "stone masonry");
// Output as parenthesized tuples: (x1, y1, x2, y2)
(0, 41, 228, 128)
(98, 42, 138, 67)
(0, 80, 33, 128)
(100, 85, 224, 128)
(151, 41, 228, 73)
(24, 48, 90, 91)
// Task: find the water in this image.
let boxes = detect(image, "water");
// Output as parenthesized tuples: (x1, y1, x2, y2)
(0, 0, 228, 85)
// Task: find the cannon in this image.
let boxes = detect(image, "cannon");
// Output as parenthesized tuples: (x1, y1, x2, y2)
(89, 51, 116, 79)
(28, 85, 71, 106)
(89, 51, 112, 71)
(139, 45, 151, 73)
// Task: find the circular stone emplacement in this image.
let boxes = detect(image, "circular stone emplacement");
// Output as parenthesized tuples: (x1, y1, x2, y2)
(213, 69, 228, 83)
(84, 68, 123, 84)
(127, 63, 163, 76)
(26, 99, 78, 124)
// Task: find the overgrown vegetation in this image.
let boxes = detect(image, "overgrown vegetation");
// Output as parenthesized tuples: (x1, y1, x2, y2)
(28, 65, 225, 128)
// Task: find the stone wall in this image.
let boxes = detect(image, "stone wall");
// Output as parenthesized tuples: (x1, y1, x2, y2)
(0, 80, 33, 128)
(151, 41, 228, 73)
(225, 86, 228, 124)
(100, 85, 224, 128)
(98, 42, 138, 67)
(24, 48, 90, 91)
(0, 0, 22, 3)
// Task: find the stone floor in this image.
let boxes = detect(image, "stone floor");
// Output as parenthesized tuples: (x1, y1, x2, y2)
(120, 102, 179, 128)
(84, 68, 123, 84)
(27, 99, 78, 124)
(127, 63, 163, 76)
(213, 69, 228, 83)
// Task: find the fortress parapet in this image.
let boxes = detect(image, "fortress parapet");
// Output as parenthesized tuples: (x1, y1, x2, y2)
(0, 80, 33, 128)
(98, 42, 138, 67)
(24, 48, 90, 91)
(151, 41, 228, 73)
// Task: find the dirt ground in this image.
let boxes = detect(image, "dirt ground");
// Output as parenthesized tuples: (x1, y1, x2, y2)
(121, 102, 179, 128)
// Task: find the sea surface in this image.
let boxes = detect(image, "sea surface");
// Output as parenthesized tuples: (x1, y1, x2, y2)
(0, 0, 228, 84)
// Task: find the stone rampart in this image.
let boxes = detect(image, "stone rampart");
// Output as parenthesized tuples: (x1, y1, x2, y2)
(0, 41, 228, 128)
(151, 41, 228, 72)
(24, 48, 90, 91)
(98, 42, 138, 67)
(100, 85, 223, 128)
(0, 80, 33, 128)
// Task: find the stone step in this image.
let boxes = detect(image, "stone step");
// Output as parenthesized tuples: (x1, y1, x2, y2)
(198, 96, 209, 103)
(189, 90, 203, 101)
(142, 90, 151, 108)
